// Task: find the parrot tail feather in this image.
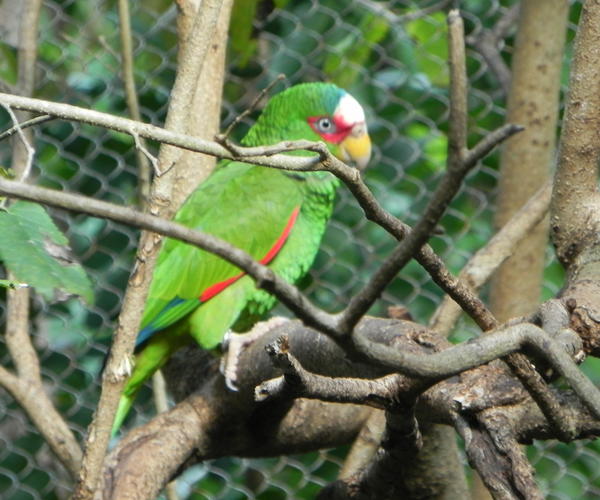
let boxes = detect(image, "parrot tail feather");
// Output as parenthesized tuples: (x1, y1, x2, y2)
(112, 391, 138, 436)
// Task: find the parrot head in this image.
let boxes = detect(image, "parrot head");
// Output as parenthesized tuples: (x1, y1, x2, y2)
(242, 82, 372, 169)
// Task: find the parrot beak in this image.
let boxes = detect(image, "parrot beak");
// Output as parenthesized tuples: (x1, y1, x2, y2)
(339, 123, 372, 170)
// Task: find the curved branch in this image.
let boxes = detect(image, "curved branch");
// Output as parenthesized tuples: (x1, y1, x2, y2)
(354, 322, 600, 425)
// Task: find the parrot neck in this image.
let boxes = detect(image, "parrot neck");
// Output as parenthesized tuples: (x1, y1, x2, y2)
(290, 169, 340, 194)
(295, 170, 340, 226)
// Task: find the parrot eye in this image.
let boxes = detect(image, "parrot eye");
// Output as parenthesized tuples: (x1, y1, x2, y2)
(315, 117, 336, 133)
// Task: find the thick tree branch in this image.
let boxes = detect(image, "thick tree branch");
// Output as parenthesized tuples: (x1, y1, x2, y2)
(456, 414, 543, 500)
(155, 0, 223, 179)
(354, 322, 600, 422)
(319, 409, 423, 500)
(447, 10, 467, 163)
(73, 2, 227, 497)
(255, 317, 598, 445)
(338, 411, 385, 480)
(551, 0, 600, 267)
(169, 0, 233, 208)
(256, 336, 426, 409)
(96, 317, 600, 498)
(491, 0, 567, 323)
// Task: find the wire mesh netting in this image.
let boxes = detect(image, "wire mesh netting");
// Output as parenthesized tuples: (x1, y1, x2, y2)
(1, 0, 599, 498)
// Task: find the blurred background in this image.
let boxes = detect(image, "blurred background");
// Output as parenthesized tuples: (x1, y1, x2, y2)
(1, 0, 599, 498)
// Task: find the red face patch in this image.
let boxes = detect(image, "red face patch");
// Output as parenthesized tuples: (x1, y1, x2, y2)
(308, 115, 353, 144)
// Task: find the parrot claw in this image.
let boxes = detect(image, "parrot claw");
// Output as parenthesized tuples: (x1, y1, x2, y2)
(220, 317, 290, 391)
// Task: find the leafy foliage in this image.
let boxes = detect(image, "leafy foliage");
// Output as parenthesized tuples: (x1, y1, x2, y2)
(0, 201, 93, 303)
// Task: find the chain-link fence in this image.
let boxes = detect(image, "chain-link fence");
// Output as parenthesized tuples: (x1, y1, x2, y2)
(1, 0, 598, 498)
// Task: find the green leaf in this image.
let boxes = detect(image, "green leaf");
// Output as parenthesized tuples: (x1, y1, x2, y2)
(0, 201, 94, 303)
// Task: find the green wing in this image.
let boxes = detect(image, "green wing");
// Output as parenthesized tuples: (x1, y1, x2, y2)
(138, 161, 306, 348)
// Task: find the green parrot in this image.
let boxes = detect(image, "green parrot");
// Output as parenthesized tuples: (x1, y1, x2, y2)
(113, 82, 371, 433)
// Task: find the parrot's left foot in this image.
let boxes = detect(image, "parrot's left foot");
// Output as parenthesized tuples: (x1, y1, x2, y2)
(221, 316, 289, 391)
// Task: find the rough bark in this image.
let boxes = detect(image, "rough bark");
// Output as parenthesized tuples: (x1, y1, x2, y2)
(74, 2, 229, 497)
(171, 0, 234, 208)
(92, 315, 600, 499)
(551, 0, 600, 268)
(552, 0, 600, 358)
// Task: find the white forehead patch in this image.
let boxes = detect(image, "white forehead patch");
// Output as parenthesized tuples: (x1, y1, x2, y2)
(335, 93, 366, 127)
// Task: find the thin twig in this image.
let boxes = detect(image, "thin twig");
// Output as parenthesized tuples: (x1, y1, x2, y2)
(0, 113, 53, 142)
(0, 80, 16, 94)
(257, 335, 428, 409)
(117, 0, 152, 205)
(463, 123, 524, 168)
(220, 74, 286, 139)
(131, 129, 159, 174)
(1, 104, 35, 181)
(0, 92, 324, 171)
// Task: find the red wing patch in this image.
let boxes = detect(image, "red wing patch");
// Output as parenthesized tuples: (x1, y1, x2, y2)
(199, 206, 301, 303)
